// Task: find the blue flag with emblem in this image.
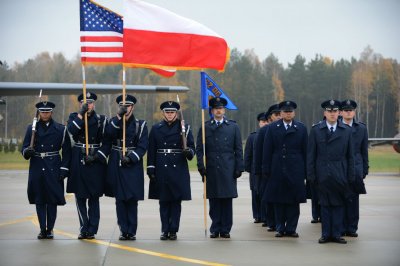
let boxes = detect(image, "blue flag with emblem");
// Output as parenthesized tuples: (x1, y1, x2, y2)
(200, 72, 238, 110)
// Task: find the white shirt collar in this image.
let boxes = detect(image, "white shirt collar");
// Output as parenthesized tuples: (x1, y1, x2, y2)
(326, 121, 337, 131)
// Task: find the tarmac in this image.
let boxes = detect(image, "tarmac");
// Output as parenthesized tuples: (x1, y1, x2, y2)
(0, 170, 399, 266)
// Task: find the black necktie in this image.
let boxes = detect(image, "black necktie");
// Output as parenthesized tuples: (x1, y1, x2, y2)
(328, 126, 334, 139)
(216, 121, 220, 126)
(286, 124, 290, 130)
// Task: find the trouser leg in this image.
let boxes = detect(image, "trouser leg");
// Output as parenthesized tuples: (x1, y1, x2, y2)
(46, 204, 57, 230)
(209, 198, 222, 234)
(76, 197, 89, 233)
(169, 200, 182, 233)
(266, 203, 276, 228)
(126, 199, 138, 235)
(220, 198, 233, 234)
(159, 201, 170, 233)
(87, 197, 100, 234)
(116, 199, 128, 234)
(285, 204, 300, 233)
(274, 203, 285, 233)
(251, 189, 261, 220)
(331, 205, 344, 238)
(320, 205, 332, 238)
(344, 194, 359, 233)
(36, 204, 46, 230)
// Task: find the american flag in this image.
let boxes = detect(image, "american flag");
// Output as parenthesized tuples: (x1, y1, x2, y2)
(80, 0, 123, 64)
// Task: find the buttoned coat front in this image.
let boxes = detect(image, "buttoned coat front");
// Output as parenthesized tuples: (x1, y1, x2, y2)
(196, 119, 244, 199)
(307, 120, 355, 206)
(262, 119, 308, 204)
(22, 120, 71, 205)
(66, 111, 108, 198)
(147, 120, 194, 201)
(104, 115, 148, 201)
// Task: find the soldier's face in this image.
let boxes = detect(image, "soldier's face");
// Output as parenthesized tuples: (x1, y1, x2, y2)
(163, 111, 177, 123)
(81, 101, 95, 112)
(324, 109, 339, 123)
(124, 105, 134, 120)
(270, 112, 281, 122)
(211, 107, 225, 119)
(282, 110, 295, 122)
(259, 120, 268, 127)
(340, 109, 355, 120)
(39, 111, 52, 122)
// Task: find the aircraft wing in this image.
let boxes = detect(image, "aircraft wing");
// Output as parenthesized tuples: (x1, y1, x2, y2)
(368, 138, 400, 142)
(369, 136, 400, 153)
(0, 82, 189, 96)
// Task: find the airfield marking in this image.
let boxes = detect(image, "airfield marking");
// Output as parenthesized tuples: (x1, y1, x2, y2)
(0, 214, 229, 266)
(0, 215, 35, 227)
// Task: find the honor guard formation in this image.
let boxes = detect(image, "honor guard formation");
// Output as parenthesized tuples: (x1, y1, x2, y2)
(22, 93, 368, 244)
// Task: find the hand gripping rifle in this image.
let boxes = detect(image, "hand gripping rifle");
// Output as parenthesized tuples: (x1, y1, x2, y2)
(176, 95, 187, 150)
(29, 89, 42, 148)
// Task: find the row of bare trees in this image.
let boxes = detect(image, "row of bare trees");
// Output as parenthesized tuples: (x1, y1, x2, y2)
(0, 46, 399, 140)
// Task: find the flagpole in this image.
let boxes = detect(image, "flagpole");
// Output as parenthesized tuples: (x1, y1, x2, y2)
(122, 66, 126, 156)
(201, 109, 208, 237)
(81, 64, 89, 156)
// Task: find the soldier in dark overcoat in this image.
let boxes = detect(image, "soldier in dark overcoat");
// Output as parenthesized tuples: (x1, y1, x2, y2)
(196, 97, 244, 238)
(340, 99, 369, 237)
(21, 101, 71, 239)
(307, 100, 355, 244)
(253, 104, 280, 231)
(244, 112, 268, 223)
(66, 92, 108, 239)
(147, 101, 195, 240)
(104, 94, 148, 241)
(262, 101, 307, 238)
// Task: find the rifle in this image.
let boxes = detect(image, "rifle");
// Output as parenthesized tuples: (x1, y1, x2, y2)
(29, 89, 42, 148)
(176, 95, 187, 149)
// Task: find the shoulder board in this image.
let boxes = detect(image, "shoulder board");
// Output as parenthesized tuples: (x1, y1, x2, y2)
(54, 122, 66, 130)
(156, 120, 166, 128)
(227, 119, 236, 123)
(250, 131, 256, 135)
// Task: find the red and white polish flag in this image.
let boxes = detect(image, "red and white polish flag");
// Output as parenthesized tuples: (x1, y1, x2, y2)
(122, 0, 229, 71)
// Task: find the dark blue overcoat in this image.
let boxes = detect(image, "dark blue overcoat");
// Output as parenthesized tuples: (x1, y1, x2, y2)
(253, 126, 269, 176)
(21, 120, 71, 205)
(244, 132, 256, 190)
(262, 119, 308, 204)
(104, 115, 148, 201)
(345, 119, 368, 194)
(147, 120, 194, 201)
(66, 112, 108, 198)
(252, 125, 270, 195)
(307, 121, 355, 206)
(196, 119, 244, 199)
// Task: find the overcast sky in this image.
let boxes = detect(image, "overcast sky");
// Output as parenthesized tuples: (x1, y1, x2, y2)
(0, 0, 399, 67)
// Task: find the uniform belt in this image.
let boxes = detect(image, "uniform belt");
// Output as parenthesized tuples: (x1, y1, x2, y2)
(34, 151, 60, 158)
(157, 149, 182, 154)
(74, 143, 101, 148)
(112, 145, 136, 151)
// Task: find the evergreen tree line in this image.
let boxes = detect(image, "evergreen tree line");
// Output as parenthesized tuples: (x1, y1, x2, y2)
(0, 45, 399, 141)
